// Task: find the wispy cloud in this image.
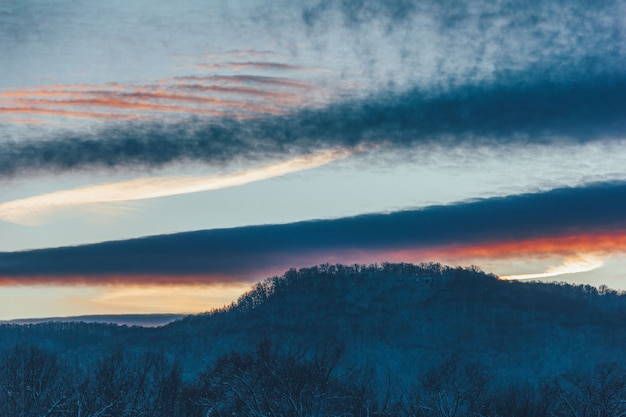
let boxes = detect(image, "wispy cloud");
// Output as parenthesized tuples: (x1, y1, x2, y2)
(195, 62, 325, 72)
(500, 255, 604, 281)
(0, 106, 139, 120)
(0, 67, 317, 125)
(0, 148, 352, 225)
(169, 75, 313, 90)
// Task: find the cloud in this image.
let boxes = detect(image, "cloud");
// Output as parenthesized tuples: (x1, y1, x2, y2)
(171, 83, 302, 99)
(414, 233, 626, 261)
(0, 148, 352, 225)
(195, 62, 323, 72)
(170, 75, 312, 90)
(0, 72, 313, 126)
(501, 255, 604, 281)
(2, 0, 623, 180)
(302, 0, 419, 27)
(1, 181, 625, 285)
(1, 71, 624, 179)
(0, 106, 139, 120)
(296, 0, 625, 93)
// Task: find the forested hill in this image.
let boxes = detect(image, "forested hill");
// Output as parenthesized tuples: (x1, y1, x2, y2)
(1, 262, 624, 381)
(1, 263, 625, 416)
(164, 263, 626, 379)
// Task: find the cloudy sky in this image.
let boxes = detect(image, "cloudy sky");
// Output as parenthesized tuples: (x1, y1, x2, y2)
(1, 0, 625, 320)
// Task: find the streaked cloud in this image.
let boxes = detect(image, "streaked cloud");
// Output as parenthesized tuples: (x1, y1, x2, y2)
(0, 65, 317, 126)
(0, 106, 139, 120)
(195, 62, 325, 72)
(0, 148, 352, 225)
(170, 75, 313, 90)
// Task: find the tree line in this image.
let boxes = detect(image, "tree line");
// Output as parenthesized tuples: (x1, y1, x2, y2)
(1, 341, 624, 417)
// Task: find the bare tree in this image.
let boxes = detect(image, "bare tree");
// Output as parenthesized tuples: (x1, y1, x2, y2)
(0, 344, 69, 417)
(553, 363, 626, 417)
(412, 355, 490, 417)
(192, 340, 364, 417)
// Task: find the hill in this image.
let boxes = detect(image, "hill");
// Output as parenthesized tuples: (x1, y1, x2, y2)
(160, 263, 626, 381)
(2, 263, 625, 378)
(0, 263, 625, 416)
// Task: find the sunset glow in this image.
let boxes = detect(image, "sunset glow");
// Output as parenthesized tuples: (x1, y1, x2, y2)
(1, 0, 624, 319)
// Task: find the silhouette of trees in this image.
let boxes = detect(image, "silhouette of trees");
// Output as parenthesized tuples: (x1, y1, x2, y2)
(0, 263, 623, 416)
(0, 346, 184, 417)
(73, 349, 183, 417)
(191, 340, 359, 417)
(479, 382, 556, 417)
(410, 355, 491, 417)
(0, 344, 70, 417)
(552, 363, 626, 417)
(0, 341, 624, 417)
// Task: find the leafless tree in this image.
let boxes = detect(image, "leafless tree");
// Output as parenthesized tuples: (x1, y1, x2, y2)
(412, 355, 490, 417)
(552, 363, 626, 417)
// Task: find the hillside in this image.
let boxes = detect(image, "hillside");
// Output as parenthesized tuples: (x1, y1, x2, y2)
(159, 263, 626, 381)
(1, 263, 624, 378)
(0, 263, 625, 416)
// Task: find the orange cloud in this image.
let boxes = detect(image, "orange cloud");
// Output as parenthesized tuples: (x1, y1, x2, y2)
(0, 83, 126, 98)
(0, 106, 138, 120)
(269, 231, 626, 280)
(6, 118, 52, 125)
(429, 232, 626, 260)
(306, 231, 626, 268)
(1, 230, 624, 287)
(0, 70, 317, 124)
(12, 98, 227, 116)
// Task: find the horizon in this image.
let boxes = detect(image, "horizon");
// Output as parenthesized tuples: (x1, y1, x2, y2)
(1, 0, 625, 320)
(1, 261, 624, 322)
(3, 261, 624, 324)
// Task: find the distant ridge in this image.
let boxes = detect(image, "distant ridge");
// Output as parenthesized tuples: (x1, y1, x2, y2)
(2, 313, 186, 327)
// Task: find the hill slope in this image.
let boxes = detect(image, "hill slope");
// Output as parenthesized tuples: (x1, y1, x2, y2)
(1, 262, 624, 383)
(158, 263, 626, 382)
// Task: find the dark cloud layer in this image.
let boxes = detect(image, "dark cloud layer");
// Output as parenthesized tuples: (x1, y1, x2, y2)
(2, 0, 623, 179)
(2, 181, 625, 282)
(1, 72, 624, 179)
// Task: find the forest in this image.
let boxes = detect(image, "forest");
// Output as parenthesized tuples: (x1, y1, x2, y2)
(0, 263, 625, 416)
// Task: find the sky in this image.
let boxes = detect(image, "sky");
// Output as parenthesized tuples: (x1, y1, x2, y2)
(0, 0, 625, 320)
